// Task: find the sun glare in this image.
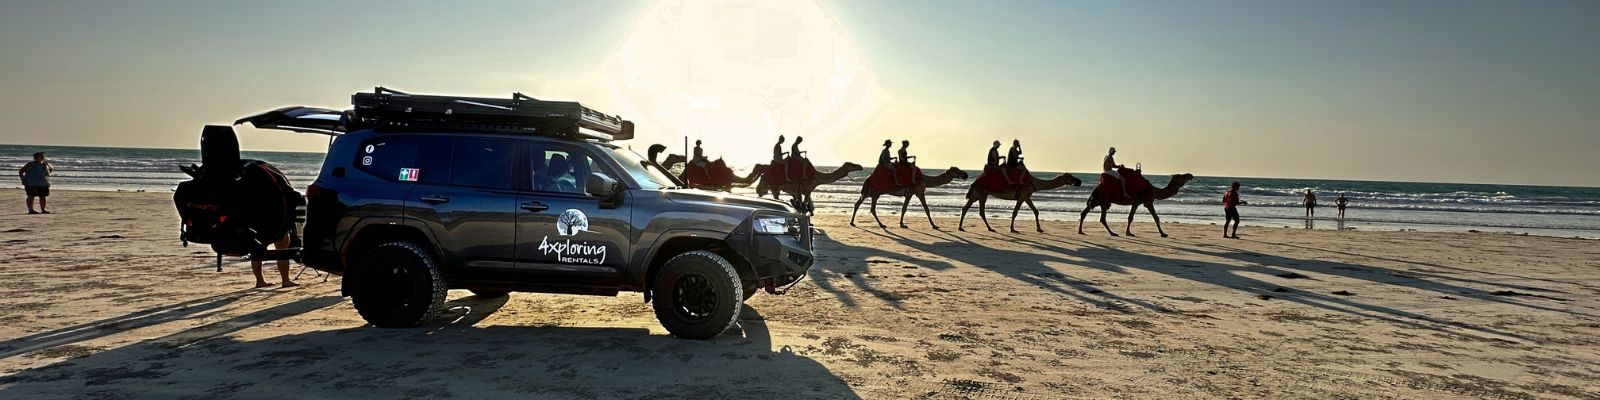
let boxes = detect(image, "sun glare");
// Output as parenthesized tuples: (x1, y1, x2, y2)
(599, 0, 887, 166)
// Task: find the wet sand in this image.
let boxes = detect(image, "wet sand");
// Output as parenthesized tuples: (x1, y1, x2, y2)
(1, 189, 1597, 399)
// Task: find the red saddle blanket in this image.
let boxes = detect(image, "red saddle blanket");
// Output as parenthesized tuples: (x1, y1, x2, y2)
(682, 159, 732, 187)
(867, 162, 922, 190)
(785, 157, 817, 181)
(978, 165, 1032, 191)
(1097, 167, 1151, 202)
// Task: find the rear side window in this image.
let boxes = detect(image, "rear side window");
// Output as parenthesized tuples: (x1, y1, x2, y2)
(354, 136, 422, 181)
(449, 138, 518, 189)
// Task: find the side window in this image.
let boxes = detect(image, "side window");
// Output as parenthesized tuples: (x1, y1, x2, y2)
(531, 145, 619, 197)
(354, 136, 422, 181)
(448, 138, 518, 190)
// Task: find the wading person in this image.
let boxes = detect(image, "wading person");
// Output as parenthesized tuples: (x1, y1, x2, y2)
(19, 152, 53, 214)
(1335, 192, 1349, 220)
(1303, 189, 1317, 218)
(1222, 181, 1246, 238)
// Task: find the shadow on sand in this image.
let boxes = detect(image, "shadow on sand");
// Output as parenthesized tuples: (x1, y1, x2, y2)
(0, 294, 858, 399)
(826, 224, 1577, 344)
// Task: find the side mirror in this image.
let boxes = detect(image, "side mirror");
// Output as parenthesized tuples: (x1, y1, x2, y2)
(586, 173, 620, 198)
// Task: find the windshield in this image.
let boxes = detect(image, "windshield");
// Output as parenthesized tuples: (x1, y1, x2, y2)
(602, 146, 681, 190)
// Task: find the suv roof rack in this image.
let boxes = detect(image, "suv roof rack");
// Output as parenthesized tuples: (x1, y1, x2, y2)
(348, 87, 634, 141)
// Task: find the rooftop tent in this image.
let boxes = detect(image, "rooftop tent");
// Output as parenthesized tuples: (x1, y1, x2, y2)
(232, 87, 634, 142)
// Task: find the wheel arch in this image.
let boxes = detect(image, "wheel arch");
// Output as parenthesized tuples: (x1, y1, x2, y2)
(339, 218, 442, 297)
(641, 233, 752, 302)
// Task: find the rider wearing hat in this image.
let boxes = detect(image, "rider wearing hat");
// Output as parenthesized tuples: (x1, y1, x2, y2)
(879, 139, 902, 186)
(1104, 147, 1130, 198)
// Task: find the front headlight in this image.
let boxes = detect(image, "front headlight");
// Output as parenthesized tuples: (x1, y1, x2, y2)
(752, 215, 794, 235)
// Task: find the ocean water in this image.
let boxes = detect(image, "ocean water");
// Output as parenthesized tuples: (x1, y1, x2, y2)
(6, 144, 1598, 238)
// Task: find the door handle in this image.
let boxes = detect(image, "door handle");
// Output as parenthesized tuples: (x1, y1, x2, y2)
(520, 201, 550, 212)
(419, 195, 450, 204)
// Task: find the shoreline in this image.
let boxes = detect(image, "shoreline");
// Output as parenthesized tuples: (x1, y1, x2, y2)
(10, 186, 1599, 240)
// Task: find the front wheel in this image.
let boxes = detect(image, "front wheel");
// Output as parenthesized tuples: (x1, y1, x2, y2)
(350, 241, 447, 328)
(652, 251, 743, 339)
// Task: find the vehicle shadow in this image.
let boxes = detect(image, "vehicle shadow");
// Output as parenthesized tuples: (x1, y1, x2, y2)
(0, 295, 858, 399)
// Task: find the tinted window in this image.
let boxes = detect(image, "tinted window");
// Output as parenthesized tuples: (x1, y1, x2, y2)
(532, 145, 619, 197)
(599, 146, 676, 190)
(449, 138, 517, 189)
(355, 136, 422, 181)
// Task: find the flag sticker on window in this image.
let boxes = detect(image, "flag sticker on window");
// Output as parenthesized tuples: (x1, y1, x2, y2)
(399, 168, 421, 182)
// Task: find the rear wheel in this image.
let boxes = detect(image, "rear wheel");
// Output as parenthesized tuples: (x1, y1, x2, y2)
(350, 241, 446, 328)
(652, 251, 743, 339)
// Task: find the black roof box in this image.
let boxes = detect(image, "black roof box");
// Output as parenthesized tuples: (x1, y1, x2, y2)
(348, 87, 633, 141)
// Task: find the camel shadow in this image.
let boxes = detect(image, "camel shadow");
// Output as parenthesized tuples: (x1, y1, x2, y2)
(0, 295, 857, 399)
(1021, 236, 1542, 342)
(864, 227, 1172, 314)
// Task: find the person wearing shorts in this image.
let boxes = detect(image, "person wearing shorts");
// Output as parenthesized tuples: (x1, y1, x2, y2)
(1222, 182, 1246, 239)
(19, 152, 53, 214)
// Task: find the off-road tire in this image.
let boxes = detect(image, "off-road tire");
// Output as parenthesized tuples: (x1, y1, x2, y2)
(469, 290, 510, 298)
(652, 250, 743, 339)
(350, 241, 447, 328)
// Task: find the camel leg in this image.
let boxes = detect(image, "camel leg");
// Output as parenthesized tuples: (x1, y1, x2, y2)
(1099, 205, 1117, 236)
(1078, 203, 1092, 235)
(958, 197, 976, 231)
(919, 193, 939, 230)
(1027, 198, 1043, 233)
(979, 198, 995, 232)
(1124, 204, 1139, 237)
(849, 192, 868, 227)
(869, 195, 886, 228)
(1145, 202, 1168, 238)
(898, 193, 912, 229)
(1009, 200, 1023, 233)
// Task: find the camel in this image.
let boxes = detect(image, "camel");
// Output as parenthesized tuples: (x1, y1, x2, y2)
(958, 172, 1081, 233)
(755, 162, 863, 214)
(645, 144, 761, 191)
(849, 167, 969, 229)
(1077, 172, 1195, 238)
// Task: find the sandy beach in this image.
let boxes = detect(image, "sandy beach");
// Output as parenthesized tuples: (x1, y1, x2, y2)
(1, 188, 1596, 399)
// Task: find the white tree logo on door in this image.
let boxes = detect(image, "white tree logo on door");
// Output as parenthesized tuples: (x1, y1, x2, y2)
(557, 209, 589, 236)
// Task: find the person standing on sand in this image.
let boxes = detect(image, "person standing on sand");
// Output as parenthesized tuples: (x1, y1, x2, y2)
(1303, 190, 1317, 219)
(19, 152, 53, 214)
(251, 234, 298, 288)
(1222, 181, 1246, 238)
(1336, 192, 1349, 220)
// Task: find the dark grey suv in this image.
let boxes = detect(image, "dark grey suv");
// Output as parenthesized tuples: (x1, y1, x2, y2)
(236, 88, 814, 339)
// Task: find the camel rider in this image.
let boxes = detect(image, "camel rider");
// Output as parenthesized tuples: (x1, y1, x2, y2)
(986, 140, 1014, 185)
(898, 140, 916, 165)
(986, 140, 1002, 168)
(1006, 139, 1023, 167)
(691, 140, 708, 168)
(788, 136, 805, 180)
(772, 135, 787, 164)
(879, 140, 902, 186)
(1104, 147, 1130, 198)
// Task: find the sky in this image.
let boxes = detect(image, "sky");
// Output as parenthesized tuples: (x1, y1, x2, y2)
(1, 0, 1597, 186)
